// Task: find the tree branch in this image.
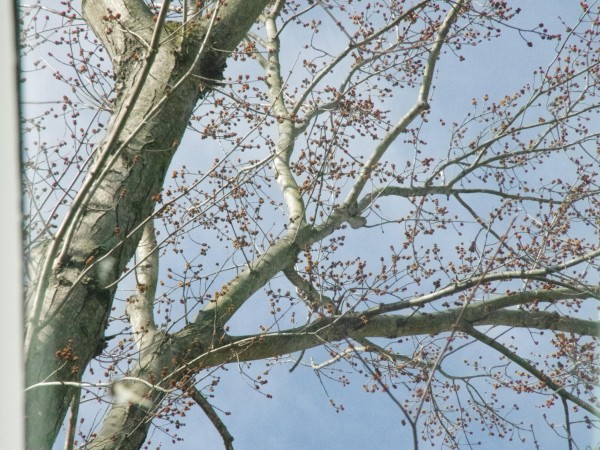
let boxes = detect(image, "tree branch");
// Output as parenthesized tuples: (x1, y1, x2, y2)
(467, 286, 600, 312)
(173, 307, 598, 378)
(461, 323, 600, 418)
(358, 185, 564, 211)
(188, 387, 234, 450)
(283, 266, 334, 310)
(343, 0, 466, 206)
(127, 221, 159, 353)
(264, 3, 306, 230)
(362, 251, 600, 315)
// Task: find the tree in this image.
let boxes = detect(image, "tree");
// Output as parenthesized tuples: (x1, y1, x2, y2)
(21, 1, 599, 449)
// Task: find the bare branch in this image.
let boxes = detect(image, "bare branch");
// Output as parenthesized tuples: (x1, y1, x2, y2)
(469, 286, 600, 311)
(343, 0, 466, 206)
(283, 266, 335, 310)
(363, 250, 600, 315)
(358, 185, 572, 211)
(264, 4, 306, 230)
(171, 307, 598, 381)
(188, 387, 234, 450)
(127, 221, 159, 353)
(462, 323, 600, 418)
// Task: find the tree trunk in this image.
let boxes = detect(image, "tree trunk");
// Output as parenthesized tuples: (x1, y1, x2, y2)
(24, 1, 268, 448)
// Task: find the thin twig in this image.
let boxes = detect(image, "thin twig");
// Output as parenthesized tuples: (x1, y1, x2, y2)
(346, 338, 419, 450)
(414, 216, 515, 423)
(25, 377, 176, 394)
(562, 396, 574, 450)
(288, 349, 305, 373)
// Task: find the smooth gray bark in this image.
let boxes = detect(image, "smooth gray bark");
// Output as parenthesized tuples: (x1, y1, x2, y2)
(24, 1, 268, 448)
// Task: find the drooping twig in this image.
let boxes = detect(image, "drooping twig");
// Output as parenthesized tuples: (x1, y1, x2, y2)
(562, 396, 574, 450)
(346, 338, 419, 450)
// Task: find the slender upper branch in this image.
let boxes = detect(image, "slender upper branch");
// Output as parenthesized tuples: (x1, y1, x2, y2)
(343, 0, 466, 206)
(363, 249, 600, 315)
(264, 3, 307, 230)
